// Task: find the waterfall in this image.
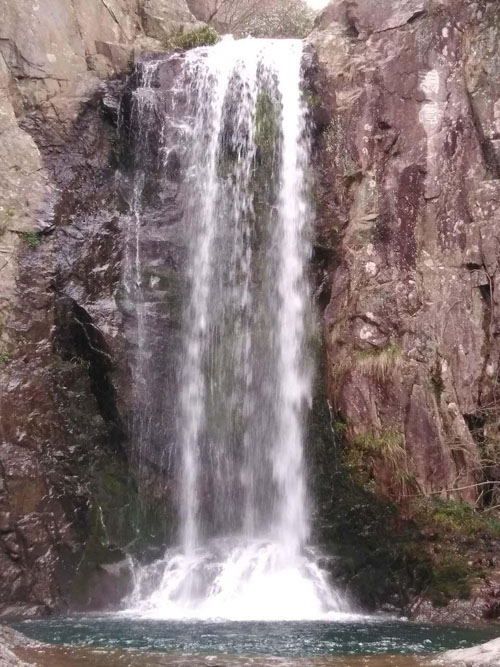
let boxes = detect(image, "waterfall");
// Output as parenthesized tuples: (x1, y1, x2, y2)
(122, 37, 349, 621)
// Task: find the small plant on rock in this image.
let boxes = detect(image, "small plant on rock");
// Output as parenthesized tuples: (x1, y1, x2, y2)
(165, 26, 219, 51)
(22, 232, 42, 248)
(334, 343, 402, 382)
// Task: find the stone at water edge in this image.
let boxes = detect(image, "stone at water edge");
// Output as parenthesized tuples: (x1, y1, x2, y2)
(435, 636, 500, 666)
(0, 625, 35, 667)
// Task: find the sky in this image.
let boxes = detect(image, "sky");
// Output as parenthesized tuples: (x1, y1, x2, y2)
(305, 0, 329, 8)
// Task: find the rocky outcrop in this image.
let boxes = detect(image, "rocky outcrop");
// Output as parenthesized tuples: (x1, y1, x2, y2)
(306, 0, 500, 618)
(436, 636, 500, 666)
(0, 0, 200, 617)
(309, 0, 500, 504)
(0, 625, 34, 667)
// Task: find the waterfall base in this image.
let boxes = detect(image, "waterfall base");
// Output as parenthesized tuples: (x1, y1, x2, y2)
(125, 538, 353, 621)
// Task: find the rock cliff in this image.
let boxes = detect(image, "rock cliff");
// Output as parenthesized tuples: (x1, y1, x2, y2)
(0, 0, 205, 617)
(1, 0, 500, 621)
(307, 0, 500, 618)
(309, 0, 500, 506)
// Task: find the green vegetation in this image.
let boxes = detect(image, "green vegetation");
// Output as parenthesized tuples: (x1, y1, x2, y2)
(427, 558, 473, 606)
(353, 344, 402, 379)
(22, 231, 42, 248)
(302, 91, 323, 109)
(251, 89, 281, 244)
(334, 343, 402, 382)
(69, 454, 176, 608)
(342, 426, 412, 499)
(0, 352, 10, 364)
(255, 92, 280, 161)
(308, 353, 500, 613)
(164, 26, 219, 51)
(406, 498, 500, 607)
(307, 360, 432, 612)
(412, 497, 500, 540)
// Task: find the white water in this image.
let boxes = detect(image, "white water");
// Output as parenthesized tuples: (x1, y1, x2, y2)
(124, 38, 351, 621)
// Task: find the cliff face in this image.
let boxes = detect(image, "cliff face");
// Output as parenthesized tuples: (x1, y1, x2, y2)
(309, 0, 500, 505)
(1, 0, 500, 621)
(0, 0, 203, 617)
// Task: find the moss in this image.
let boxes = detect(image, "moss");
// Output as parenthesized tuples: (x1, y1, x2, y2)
(427, 559, 473, 606)
(342, 427, 407, 493)
(21, 231, 42, 248)
(307, 345, 431, 612)
(412, 497, 500, 540)
(254, 92, 280, 164)
(310, 344, 499, 613)
(304, 92, 323, 108)
(164, 26, 219, 51)
(251, 89, 281, 245)
(0, 353, 10, 365)
(69, 454, 175, 606)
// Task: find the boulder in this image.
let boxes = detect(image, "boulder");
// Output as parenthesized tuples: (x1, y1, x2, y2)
(436, 636, 500, 666)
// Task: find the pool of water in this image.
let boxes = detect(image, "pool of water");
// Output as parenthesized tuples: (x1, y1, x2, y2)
(9, 616, 498, 659)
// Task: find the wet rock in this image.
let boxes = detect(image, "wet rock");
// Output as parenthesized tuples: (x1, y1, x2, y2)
(0, 624, 35, 666)
(75, 559, 133, 611)
(435, 636, 500, 666)
(0, 0, 202, 617)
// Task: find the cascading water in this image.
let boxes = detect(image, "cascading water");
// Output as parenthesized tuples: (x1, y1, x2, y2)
(122, 37, 350, 621)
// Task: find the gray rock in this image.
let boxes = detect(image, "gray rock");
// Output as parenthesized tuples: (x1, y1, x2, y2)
(0, 625, 34, 667)
(142, 0, 200, 41)
(435, 636, 500, 666)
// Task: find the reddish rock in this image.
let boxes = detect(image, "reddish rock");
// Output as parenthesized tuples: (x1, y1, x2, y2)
(309, 0, 500, 503)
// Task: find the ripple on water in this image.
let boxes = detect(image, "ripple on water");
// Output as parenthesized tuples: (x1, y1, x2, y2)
(9, 617, 499, 662)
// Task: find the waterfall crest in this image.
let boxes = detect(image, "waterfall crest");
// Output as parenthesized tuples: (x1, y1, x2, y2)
(122, 37, 350, 621)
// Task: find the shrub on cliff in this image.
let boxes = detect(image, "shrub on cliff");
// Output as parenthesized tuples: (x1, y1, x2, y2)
(164, 26, 219, 51)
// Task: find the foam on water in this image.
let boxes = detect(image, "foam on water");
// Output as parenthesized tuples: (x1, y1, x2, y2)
(126, 538, 355, 621)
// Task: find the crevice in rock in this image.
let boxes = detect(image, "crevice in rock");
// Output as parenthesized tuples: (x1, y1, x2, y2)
(406, 10, 426, 25)
(54, 294, 125, 449)
(465, 262, 484, 271)
(479, 282, 492, 305)
(466, 89, 500, 179)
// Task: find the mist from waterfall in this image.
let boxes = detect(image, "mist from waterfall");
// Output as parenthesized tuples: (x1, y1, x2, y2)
(122, 37, 350, 621)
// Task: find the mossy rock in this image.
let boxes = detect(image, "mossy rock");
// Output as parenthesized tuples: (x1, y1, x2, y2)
(307, 344, 432, 612)
(69, 453, 175, 608)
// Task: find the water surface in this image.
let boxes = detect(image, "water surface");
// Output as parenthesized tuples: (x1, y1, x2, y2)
(11, 617, 498, 660)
